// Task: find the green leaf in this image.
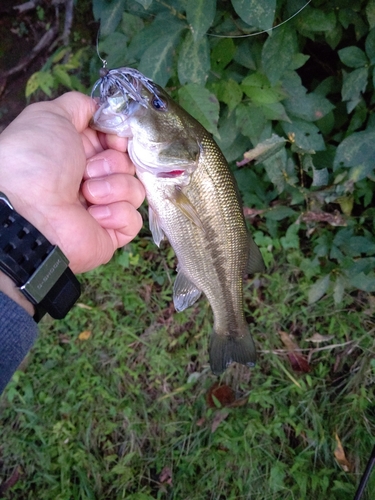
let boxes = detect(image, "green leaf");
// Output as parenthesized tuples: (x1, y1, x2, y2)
(234, 40, 257, 70)
(111, 463, 131, 475)
(348, 272, 375, 292)
(269, 463, 286, 492)
(262, 148, 288, 193)
(289, 53, 310, 71)
(338, 46, 368, 68)
(284, 92, 335, 122)
(99, 0, 126, 37)
(348, 99, 367, 134)
(339, 8, 368, 39)
(365, 28, 375, 64)
(127, 14, 178, 61)
(280, 223, 300, 250)
(308, 274, 331, 304)
(333, 275, 345, 304)
(231, 0, 276, 30)
(265, 205, 296, 221)
(135, 0, 153, 8)
(366, 0, 375, 29)
(178, 84, 220, 136)
(99, 33, 128, 67)
(26, 72, 42, 97)
(216, 110, 239, 151)
(51, 47, 70, 64)
(211, 79, 243, 113)
(333, 130, 375, 181)
(186, 0, 216, 42)
(139, 28, 184, 86)
(282, 119, 325, 152)
(342, 256, 375, 276)
(261, 102, 290, 122)
(211, 38, 236, 71)
(341, 67, 368, 113)
(121, 12, 144, 38)
(52, 65, 72, 88)
(241, 73, 285, 105)
(312, 165, 329, 188)
(178, 33, 210, 85)
(326, 23, 343, 49)
(297, 7, 336, 34)
(343, 236, 375, 257)
(216, 111, 249, 162)
(262, 26, 297, 86)
(25, 71, 55, 98)
(282, 71, 335, 122)
(235, 103, 267, 143)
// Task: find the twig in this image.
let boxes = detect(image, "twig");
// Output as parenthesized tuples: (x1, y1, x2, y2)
(62, 0, 74, 47)
(0, 26, 58, 79)
(0, 466, 21, 495)
(13, 0, 42, 13)
(259, 340, 356, 355)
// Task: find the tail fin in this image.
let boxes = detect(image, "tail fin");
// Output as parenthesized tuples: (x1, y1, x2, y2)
(209, 331, 257, 375)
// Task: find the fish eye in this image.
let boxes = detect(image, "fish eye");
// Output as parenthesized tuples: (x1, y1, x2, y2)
(152, 96, 167, 111)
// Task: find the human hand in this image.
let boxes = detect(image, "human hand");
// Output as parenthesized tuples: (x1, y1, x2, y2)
(0, 91, 145, 275)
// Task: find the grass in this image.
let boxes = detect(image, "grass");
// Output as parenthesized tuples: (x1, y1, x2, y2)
(0, 233, 374, 499)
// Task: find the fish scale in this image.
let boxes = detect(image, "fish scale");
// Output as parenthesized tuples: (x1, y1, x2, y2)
(90, 67, 265, 374)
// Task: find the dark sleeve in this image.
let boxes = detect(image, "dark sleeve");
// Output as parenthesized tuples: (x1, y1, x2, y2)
(0, 292, 38, 394)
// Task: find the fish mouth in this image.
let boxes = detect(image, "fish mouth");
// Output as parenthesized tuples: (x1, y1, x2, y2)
(90, 98, 134, 136)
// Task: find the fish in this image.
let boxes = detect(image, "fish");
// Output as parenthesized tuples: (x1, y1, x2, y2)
(90, 67, 265, 375)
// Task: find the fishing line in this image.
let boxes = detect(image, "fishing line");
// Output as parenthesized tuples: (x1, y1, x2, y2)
(95, 27, 108, 71)
(208, 0, 311, 38)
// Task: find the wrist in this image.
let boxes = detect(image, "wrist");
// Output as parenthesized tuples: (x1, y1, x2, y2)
(0, 270, 35, 316)
(0, 192, 81, 321)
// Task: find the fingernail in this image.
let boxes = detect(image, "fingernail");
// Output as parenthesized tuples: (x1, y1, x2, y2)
(86, 158, 110, 178)
(89, 205, 111, 220)
(87, 179, 111, 198)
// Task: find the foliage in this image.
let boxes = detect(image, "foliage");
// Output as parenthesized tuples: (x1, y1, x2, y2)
(87, 0, 375, 304)
(25, 47, 90, 98)
(6, 0, 375, 498)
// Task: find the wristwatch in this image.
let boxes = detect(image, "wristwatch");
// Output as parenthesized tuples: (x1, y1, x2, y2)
(0, 192, 81, 322)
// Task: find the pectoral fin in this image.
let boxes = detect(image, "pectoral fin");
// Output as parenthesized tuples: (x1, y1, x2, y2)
(149, 206, 165, 247)
(169, 186, 205, 232)
(173, 269, 202, 312)
(247, 236, 265, 275)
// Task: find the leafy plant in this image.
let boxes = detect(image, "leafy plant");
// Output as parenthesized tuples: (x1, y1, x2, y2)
(25, 47, 90, 98)
(87, 0, 375, 304)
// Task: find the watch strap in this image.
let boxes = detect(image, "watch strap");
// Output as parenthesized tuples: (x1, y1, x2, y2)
(0, 192, 80, 321)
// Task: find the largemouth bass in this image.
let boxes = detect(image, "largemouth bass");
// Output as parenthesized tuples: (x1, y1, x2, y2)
(90, 67, 265, 374)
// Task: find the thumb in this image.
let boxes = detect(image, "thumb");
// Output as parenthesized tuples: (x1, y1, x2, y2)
(52, 91, 97, 132)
